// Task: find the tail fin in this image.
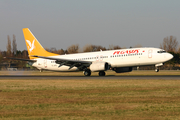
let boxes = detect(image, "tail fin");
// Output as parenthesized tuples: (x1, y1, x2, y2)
(23, 28, 58, 59)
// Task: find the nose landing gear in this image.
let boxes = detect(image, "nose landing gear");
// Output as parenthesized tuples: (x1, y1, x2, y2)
(155, 63, 163, 72)
(155, 68, 159, 72)
(155, 66, 160, 72)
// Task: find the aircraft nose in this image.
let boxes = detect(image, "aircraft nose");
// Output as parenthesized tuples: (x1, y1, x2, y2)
(167, 53, 173, 60)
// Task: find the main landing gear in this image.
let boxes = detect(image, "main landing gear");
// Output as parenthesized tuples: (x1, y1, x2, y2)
(83, 69, 106, 76)
(99, 71, 106, 76)
(84, 69, 91, 76)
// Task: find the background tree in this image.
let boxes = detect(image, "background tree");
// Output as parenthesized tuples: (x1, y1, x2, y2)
(45, 48, 65, 54)
(6, 35, 12, 56)
(83, 44, 93, 52)
(22, 50, 28, 59)
(16, 50, 22, 58)
(57, 49, 65, 55)
(12, 34, 17, 56)
(134, 44, 142, 48)
(91, 45, 106, 51)
(45, 48, 50, 52)
(109, 45, 121, 50)
(67, 44, 79, 54)
(113, 45, 121, 50)
(166, 52, 180, 66)
(177, 45, 180, 54)
(83, 45, 106, 52)
(0, 50, 2, 63)
(160, 36, 178, 52)
(49, 48, 57, 53)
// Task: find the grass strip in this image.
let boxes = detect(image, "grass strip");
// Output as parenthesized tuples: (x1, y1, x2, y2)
(0, 79, 180, 119)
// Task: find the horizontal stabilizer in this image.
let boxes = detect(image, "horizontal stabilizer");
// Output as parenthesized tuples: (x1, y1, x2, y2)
(4, 57, 36, 62)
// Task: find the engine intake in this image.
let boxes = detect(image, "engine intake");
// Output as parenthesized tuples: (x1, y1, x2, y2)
(90, 61, 109, 72)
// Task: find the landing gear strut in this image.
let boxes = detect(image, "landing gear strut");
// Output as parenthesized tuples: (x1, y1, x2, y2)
(155, 67, 159, 72)
(84, 69, 91, 76)
(155, 63, 163, 72)
(99, 71, 106, 76)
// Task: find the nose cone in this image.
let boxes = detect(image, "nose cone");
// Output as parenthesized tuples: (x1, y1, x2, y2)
(167, 53, 173, 60)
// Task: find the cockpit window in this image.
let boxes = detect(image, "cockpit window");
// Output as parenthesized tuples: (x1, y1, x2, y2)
(157, 50, 166, 53)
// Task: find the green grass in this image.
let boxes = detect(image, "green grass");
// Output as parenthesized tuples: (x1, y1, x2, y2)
(0, 79, 180, 119)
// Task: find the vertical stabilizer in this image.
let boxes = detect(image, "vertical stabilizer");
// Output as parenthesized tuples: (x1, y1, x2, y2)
(23, 28, 58, 59)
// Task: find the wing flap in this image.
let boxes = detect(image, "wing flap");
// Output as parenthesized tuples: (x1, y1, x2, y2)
(31, 55, 91, 69)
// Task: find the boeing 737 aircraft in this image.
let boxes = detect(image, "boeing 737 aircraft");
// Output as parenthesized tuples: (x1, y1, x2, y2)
(6, 28, 173, 76)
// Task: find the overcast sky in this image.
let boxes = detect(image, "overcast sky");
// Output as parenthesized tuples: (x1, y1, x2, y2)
(0, 0, 180, 51)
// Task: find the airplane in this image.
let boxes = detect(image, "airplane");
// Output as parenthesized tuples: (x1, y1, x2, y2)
(6, 28, 173, 76)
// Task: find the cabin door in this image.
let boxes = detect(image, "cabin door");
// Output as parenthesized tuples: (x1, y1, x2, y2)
(148, 49, 153, 58)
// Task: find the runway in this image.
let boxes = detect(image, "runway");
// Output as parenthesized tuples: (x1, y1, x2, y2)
(0, 75, 180, 80)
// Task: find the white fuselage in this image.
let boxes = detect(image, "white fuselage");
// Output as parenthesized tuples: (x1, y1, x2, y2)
(32, 47, 173, 72)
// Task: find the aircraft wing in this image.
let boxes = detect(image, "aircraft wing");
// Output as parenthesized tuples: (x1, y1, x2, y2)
(31, 55, 92, 70)
(4, 57, 36, 62)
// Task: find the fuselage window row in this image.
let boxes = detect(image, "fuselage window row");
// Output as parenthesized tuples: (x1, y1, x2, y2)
(60, 53, 143, 62)
(110, 53, 143, 58)
(51, 53, 143, 62)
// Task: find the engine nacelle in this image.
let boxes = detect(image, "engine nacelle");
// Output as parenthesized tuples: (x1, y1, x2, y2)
(113, 67, 133, 73)
(90, 61, 109, 72)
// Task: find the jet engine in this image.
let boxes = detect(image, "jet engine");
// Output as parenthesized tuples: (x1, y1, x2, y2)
(90, 61, 109, 72)
(113, 67, 133, 73)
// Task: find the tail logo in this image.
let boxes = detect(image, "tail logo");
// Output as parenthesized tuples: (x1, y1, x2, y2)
(26, 40, 35, 53)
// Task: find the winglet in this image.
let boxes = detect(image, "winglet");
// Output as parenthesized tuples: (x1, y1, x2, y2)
(23, 28, 58, 59)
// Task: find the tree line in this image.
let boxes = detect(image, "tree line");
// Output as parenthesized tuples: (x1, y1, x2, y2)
(0, 35, 179, 70)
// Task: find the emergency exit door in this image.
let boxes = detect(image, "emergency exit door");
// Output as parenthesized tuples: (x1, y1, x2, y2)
(44, 60, 47, 68)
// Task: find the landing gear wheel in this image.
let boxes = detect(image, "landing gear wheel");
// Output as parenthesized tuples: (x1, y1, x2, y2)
(99, 71, 106, 76)
(155, 69, 159, 72)
(84, 69, 91, 76)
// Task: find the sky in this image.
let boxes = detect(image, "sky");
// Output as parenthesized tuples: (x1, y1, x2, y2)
(0, 0, 180, 51)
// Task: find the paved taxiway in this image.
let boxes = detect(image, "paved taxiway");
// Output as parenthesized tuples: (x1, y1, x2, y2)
(0, 75, 180, 80)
